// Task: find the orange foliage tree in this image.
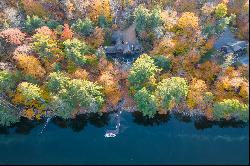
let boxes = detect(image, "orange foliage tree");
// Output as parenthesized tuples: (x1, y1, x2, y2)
(61, 23, 73, 41)
(21, 0, 48, 18)
(194, 60, 222, 86)
(14, 54, 46, 78)
(88, 0, 112, 23)
(85, 27, 104, 49)
(214, 67, 249, 103)
(187, 78, 208, 110)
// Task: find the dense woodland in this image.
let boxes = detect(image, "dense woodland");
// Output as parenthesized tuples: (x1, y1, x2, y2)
(0, 0, 249, 127)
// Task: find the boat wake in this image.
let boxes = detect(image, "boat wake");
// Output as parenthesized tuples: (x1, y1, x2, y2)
(40, 117, 52, 134)
(104, 110, 122, 138)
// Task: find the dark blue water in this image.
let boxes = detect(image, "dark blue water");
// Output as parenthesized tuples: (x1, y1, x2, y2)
(0, 112, 249, 165)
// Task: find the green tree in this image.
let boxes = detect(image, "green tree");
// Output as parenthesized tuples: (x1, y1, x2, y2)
(46, 72, 70, 93)
(24, 15, 46, 34)
(72, 18, 94, 36)
(128, 54, 160, 90)
(148, 6, 162, 30)
(134, 5, 150, 32)
(63, 39, 90, 66)
(0, 105, 20, 126)
(0, 70, 20, 93)
(98, 15, 108, 29)
(213, 99, 249, 122)
(134, 87, 157, 118)
(49, 77, 105, 119)
(155, 77, 189, 109)
(153, 55, 172, 71)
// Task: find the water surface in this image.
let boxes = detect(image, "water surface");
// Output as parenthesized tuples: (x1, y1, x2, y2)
(0, 112, 249, 165)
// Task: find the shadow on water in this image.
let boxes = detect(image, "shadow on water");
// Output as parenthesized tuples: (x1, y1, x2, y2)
(132, 112, 171, 126)
(0, 117, 43, 135)
(52, 113, 110, 132)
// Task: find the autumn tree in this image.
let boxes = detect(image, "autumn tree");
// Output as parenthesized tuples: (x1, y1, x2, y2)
(60, 23, 73, 41)
(187, 78, 210, 111)
(32, 32, 58, 61)
(21, 0, 48, 18)
(85, 27, 104, 49)
(14, 54, 46, 78)
(215, 3, 228, 18)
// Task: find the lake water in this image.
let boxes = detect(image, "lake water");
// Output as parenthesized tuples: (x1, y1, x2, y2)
(0, 111, 249, 165)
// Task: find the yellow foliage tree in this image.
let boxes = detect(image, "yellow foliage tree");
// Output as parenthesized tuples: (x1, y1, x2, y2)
(98, 71, 122, 107)
(177, 12, 199, 32)
(88, 0, 112, 22)
(187, 78, 208, 110)
(150, 38, 175, 57)
(214, 67, 249, 103)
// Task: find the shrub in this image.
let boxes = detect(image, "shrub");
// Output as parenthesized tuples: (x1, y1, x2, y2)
(14, 54, 46, 78)
(24, 15, 46, 34)
(0, 28, 26, 45)
(155, 77, 189, 110)
(134, 87, 157, 118)
(213, 99, 249, 122)
(128, 54, 160, 89)
(63, 39, 90, 66)
(153, 55, 172, 71)
(72, 18, 94, 36)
